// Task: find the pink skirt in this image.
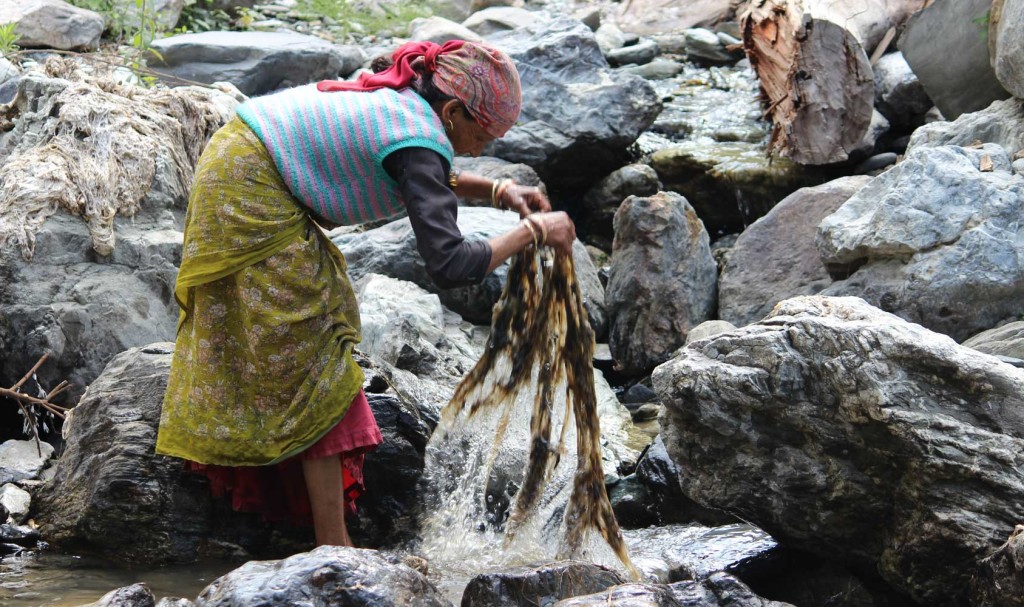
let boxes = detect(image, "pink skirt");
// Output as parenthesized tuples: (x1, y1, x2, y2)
(187, 390, 383, 524)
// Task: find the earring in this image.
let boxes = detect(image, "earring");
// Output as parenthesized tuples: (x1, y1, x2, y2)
(447, 119, 454, 132)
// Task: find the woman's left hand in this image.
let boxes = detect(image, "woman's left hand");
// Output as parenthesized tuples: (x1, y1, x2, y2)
(499, 181, 552, 217)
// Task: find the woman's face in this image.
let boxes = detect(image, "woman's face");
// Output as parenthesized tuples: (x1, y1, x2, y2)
(443, 101, 497, 157)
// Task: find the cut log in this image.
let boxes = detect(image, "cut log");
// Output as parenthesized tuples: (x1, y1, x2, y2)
(898, 0, 1010, 119)
(741, 0, 926, 165)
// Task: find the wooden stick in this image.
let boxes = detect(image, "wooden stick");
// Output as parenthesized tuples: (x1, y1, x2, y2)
(11, 352, 49, 393)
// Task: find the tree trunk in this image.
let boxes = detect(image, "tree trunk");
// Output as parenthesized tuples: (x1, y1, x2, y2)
(741, 0, 926, 165)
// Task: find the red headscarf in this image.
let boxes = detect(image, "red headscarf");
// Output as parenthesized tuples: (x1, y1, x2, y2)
(318, 40, 522, 138)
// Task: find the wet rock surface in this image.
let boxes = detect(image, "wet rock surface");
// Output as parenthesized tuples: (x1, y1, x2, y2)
(461, 561, 626, 607)
(195, 546, 450, 607)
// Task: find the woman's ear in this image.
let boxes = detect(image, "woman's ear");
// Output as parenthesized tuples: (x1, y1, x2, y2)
(441, 99, 462, 127)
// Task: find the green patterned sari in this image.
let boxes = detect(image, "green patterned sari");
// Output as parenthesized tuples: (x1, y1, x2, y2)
(156, 117, 364, 465)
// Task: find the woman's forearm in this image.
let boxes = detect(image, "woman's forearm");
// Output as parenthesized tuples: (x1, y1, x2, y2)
(453, 171, 497, 202)
(486, 221, 536, 273)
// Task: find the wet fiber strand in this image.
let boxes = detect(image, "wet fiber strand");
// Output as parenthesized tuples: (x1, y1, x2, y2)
(427, 247, 639, 579)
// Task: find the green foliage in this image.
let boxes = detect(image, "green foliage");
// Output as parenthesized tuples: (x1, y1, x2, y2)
(179, 0, 237, 33)
(0, 22, 20, 58)
(972, 9, 990, 42)
(294, 0, 433, 37)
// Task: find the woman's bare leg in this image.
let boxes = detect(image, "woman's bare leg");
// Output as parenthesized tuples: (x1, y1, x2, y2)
(302, 454, 353, 546)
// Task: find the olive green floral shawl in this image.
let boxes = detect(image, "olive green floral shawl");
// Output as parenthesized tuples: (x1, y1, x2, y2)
(156, 117, 364, 466)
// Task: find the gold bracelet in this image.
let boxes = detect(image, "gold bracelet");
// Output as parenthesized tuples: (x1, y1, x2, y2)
(491, 179, 508, 209)
(521, 217, 539, 247)
(526, 214, 547, 246)
(448, 167, 461, 189)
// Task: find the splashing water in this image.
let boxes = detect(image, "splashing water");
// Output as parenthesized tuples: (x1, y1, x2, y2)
(416, 248, 640, 587)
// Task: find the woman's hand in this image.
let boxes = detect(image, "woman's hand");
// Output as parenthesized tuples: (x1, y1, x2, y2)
(498, 181, 552, 217)
(527, 211, 576, 256)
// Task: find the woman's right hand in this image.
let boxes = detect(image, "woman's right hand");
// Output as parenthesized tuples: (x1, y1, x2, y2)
(528, 211, 576, 256)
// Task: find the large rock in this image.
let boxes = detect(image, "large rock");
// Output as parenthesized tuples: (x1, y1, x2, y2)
(462, 6, 541, 36)
(482, 16, 662, 191)
(873, 51, 933, 130)
(195, 546, 450, 607)
(32, 344, 444, 562)
(408, 16, 482, 44)
(0, 0, 104, 51)
(77, 583, 157, 607)
(991, 0, 1024, 98)
(149, 32, 364, 96)
(111, 0, 185, 31)
(0, 65, 238, 402)
(718, 176, 870, 326)
(898, 0, 1010, 119)
(614, 0, 742, 36)
(623, 523, 776, 583)
(606, 192, 716, 376)
(907, 97, 1024, 157)
(558, 574, 793, 607)
(653, 296, 1024, 606)
(330, 207, 607, 337)
(0, 439, 54, 480)
(963, 321, 1024, 359)
(579, 164, 661, 251)
(817, 144, 1024, 342)
(461, 561, 626, 607)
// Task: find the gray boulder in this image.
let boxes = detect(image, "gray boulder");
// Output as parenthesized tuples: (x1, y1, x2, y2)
(0, 0, 104, 51)
(818, 144, 1024, 342)
(873, 51, 933, 130)
(408, 16, 482, 44)
(461, 561, 625, 607)
(653, 295, 1024, 606)
(907, 96, 1024, 157)
(963, 321, 1024, 358)
(624, 523, 776, 583)
(557, 574, 790, 607)
(606, 192, 716, 376)
(482, 17, 662, 190)
(462, 6, 541, 36)
(605, 39, 659, 67)
(0, 483, 32, 524)
(718, 176, 870, 327)
(195, 546, 450, 607)
(330, 207, 607, 337)
(111, 0, 184, 31)
(76, 583, 156, 607)
(149, 32, 364, 96)
(992, 0, 1024, 99)
(0, 439, 54, 480)
(0, 67, 237, 402)
(683, 28, 738, 64)
(580, 164, 661, 250)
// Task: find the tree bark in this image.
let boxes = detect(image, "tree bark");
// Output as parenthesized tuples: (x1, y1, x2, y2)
(741, 0, 927, 165)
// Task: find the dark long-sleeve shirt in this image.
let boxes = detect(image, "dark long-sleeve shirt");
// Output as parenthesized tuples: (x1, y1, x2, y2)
(382, 147, 492, 289)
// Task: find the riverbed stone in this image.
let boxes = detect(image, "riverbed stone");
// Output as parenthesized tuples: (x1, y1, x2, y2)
(0, 439, 54, 479)
(907, 96, 1024, 159)
(580, 163, 661, 250)
(873, 51, 933, 130)
(653, 295, 1024, 606)
(77, 583, 156, 607)
(481, 16, 662, 190)
(718, 176, 870, 327)
(149, 32, 363, 95)
(963, 321, 1024, 358)
(112, 0, 185, 31)
(0, 522, 40, 547)
(330, 207, 607, 338)
(606, 192, 716, 376)
(462, 6, 540, 36)
(818, 144, 1024, 342)
(461, 561, 626, 607)
(195, 546, 449, 607)
(684, 28, 736, 64)
(614, 0, 741, 36)
(605, 39, 660, 67)
(408, 16, 482, 43)
(0, 0, 104, 51)
(992, 0, 1024, 98)
(0, 483, 30, 524)
(0, 65, 238, 403)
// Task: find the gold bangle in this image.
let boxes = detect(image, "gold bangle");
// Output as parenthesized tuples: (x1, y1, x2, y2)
(448, 167, 461, 189)
(526, 214, 547, 246)
(521, 218, 539, 247)
(491, 179, 502, 208)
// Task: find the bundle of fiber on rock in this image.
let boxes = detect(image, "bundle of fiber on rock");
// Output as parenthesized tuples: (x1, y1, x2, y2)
(0, 57, 239, 260)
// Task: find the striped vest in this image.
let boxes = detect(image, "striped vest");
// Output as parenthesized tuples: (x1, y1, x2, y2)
(236, 85, 454, 225)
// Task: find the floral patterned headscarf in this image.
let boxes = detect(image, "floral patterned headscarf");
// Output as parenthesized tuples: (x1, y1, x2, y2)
(318, 40, 522, 138)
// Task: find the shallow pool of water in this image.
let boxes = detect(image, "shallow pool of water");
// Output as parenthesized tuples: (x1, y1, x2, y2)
(0, 552, 237, 606)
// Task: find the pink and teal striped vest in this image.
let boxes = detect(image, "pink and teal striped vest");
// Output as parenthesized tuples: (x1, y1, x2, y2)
(236, 85, 454, 225)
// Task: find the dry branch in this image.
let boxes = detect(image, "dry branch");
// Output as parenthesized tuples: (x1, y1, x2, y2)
(1, 352, 69, 457)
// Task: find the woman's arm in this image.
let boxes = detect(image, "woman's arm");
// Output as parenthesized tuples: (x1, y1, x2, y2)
(452, 171, 553, 217)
